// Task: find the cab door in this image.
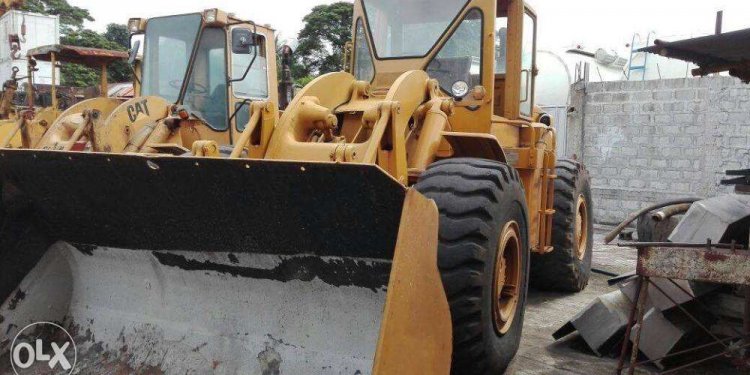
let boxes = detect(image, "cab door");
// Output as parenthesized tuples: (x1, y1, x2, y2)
(227, 25, 276, 146)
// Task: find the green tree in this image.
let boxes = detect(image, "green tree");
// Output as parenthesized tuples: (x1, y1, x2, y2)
(295, 2, 353, 77)
(102, 24, 132, 83)
(60, 26, 131, 87)
(104, 23, 130, 49)
(22, 0, 132, 87)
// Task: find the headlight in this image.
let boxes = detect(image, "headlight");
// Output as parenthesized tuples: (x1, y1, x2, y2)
(204, 9, 218, 23)
(451, 81, 469, 98)
(128, 18, 143, 34)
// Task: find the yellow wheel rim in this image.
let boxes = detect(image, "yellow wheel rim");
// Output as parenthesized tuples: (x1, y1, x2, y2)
(493, 221, 522, 335)
(575, 195, 589, 261)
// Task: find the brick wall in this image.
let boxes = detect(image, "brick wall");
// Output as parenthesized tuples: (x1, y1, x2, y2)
(566, 77, 750, 225)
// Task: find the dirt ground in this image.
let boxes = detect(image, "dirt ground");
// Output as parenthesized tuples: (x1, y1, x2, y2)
(511, 230, 742, 374)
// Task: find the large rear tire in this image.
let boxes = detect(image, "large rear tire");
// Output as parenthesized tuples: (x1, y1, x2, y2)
(530, 159, 593, 292)
(416, 158, 529, 374)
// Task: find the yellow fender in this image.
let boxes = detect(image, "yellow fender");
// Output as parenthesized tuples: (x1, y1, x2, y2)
(37, 97, 123, 150)
(0, 118, 18, 147)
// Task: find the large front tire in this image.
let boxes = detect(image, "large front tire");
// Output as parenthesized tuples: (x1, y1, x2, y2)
(416, 158, 529, 374)
(530, 159, 593, 292)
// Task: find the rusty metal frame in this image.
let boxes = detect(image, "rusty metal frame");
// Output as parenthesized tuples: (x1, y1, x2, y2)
(636, 244, 750, 285)
(616, 242, 750, 374)
(27, 45, 128, 68)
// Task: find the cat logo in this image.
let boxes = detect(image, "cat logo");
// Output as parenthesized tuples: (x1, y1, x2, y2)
(126, 99, 151, 122)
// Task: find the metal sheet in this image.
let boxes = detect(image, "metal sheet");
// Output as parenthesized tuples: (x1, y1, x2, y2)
(620, 277, 699, 311)
(27, 44, 128, 67)
(555, 290, 633, 356)
(669, 194, 750, 244)
(0, 149, 406, 259)
(629, 308, 685, 370)
(1, 243, 390, 374)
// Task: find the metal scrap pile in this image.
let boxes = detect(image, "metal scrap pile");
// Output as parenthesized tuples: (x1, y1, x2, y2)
(555, 169, 750, 372)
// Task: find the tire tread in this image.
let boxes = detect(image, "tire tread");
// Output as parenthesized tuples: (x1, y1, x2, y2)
(416, 158, 528, 374)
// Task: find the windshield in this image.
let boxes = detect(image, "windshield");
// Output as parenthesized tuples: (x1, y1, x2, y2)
(426, 9, 483, 93)
(362, 0, 469, 58)
(141, 14, 202, 102)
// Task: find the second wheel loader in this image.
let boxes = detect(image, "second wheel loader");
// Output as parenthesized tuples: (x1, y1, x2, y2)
(0, 44, 128, 150)
(0, 1, 593, 374)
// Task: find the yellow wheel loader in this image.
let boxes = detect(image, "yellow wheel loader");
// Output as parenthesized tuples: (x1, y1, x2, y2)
(31, 11, 286, 159)
(0, 45, 128, 150)
(0, 1, 593, 374)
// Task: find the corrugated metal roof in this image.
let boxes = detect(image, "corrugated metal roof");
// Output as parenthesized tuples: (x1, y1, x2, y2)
(640, 28, 750, 82)
(27, 44, 128, 67)
(107, 82, 134, 99)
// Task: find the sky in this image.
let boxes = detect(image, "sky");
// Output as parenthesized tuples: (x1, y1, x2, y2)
(72, 0, 750, 52)
(71, 0, 342, 44)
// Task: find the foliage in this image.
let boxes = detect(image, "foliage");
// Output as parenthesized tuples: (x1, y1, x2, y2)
(104, 23, 130, 49)
(20, 0, 93, 32)
(59, 25, 131, 87)
(295, 2, 353, 77)
(295, 76, 315, 87)
(20, 0, 132, 87)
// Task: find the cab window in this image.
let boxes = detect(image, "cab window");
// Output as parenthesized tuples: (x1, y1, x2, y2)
(184, 28, 229, 131)
(426, 8, 483, 94)
(235, 102, 251, 131)
(353, 19, 375, 82)
(232, 31, 269, 99)
(363, 0, 469, 58)
(495, 17, 507, 75)
(520, 11, 536, 117)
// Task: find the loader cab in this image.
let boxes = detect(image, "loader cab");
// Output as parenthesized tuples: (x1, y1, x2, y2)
(129, 9, 278, 147)
(351, 0, 537, 133)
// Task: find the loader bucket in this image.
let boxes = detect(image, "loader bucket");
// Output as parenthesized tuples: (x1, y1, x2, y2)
(0, 150, 451, 374)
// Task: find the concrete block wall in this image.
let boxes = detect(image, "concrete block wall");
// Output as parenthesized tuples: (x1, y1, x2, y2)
(566, 76, 750, 225)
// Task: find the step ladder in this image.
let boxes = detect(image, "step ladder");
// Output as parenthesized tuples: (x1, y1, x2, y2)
(627, 32, 654, 81)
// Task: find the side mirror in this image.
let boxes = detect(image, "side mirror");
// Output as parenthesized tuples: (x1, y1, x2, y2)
(129, 39, 141, 66)
(232, 29, 257, 54)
